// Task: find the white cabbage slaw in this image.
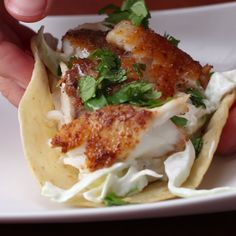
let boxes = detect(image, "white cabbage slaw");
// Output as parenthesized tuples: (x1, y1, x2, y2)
(42, 69, 236, 204)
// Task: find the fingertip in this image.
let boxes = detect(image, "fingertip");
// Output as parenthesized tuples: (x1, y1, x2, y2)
(217, 104, 236, 155)
(4, 0, 53, 22)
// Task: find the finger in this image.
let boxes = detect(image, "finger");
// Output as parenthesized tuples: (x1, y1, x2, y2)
(217, 104, 236, 155)
(0, 76, 25, 107)
(0, 41, 34, 89)
(11, 23, 35, 50)
(4, 0, 54, 22)
(1, 1, 36, 50)
(0, 20, 22, 48)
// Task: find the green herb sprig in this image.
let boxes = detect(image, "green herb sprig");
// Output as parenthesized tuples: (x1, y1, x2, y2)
(108, 81, 162, 108)
(164, 33, 180, 47)
(133, 63, 146, 78)
(103, 193, 129, 206)
(191, 137, 203, 158)
(78, 49, 162, 111)
(186, 88, 206, 108)
(99, 0, 151, 28)
(171, 116, 188, 127)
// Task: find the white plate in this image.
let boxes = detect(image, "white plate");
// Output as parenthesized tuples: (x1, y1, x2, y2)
(1, 2, 236, 223)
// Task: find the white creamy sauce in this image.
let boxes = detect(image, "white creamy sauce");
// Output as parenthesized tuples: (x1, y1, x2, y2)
(181, 104, 207, 135)
(205, 70, 236, 111)
(183, 69, 236, 135)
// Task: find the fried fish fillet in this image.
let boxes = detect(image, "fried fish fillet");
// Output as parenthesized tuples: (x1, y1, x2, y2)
(106, 20, 211, 97)
(51, 96, 188, 172)
(62, 21, 211, 98)
(54, 21, 210, 172)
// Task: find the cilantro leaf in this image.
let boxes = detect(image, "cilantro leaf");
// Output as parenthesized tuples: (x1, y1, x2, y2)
(98, 4, 120, 15)
(191, 137, 203, 157)
(90, 49, 120, 75)
(209, 71, 215, 77)
(103, 193, 129, 206)
(133, 63, 146, 78)
(164, 33, 180, 47)
(105, 11, 131, 26)
(78, 76, 97, 102)
(85, 94, 108, 111)
(171, 116, 188, 127)
(100, 0, 150, 28)
(57, 65, 62, 77)
(186, 88, 206, 108)
(90, 49, 127, 86)
(108, 81, 162, 108)
(78, 49, 162, 111)
(121, 0, 138, 10)
(129, 0, 149, 26)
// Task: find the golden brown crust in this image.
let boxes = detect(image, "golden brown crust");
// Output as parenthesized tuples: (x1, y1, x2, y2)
(107, 21, 210, 97)
(63, 29, 108, 53)
(63, 29, 124, 55)
(51, 105, 155, 171)
(63, 23, 211, 100)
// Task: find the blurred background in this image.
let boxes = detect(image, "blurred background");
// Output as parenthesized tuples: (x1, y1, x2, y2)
(49, 0, 235, 15)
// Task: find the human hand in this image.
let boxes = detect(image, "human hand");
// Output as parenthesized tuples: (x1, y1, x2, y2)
(217, 103, 236, 155)
(0, 0, 53, 106)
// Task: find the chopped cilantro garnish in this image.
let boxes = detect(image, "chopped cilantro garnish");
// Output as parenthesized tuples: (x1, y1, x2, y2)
(171, 116, 188, 127)
(107, 81, 162, 108)
(191, 137, 203, 157)
(186, 88, 206, 108)
(77, 49, 162, 111)
(90, 49, 127, 84)
(133, 63, 146, 78)
(98, 4, 120, 15)
(164, 33, 180, 47)
(78, 76, 97, 102)
(103, 193, 129, 206)
(85, 94, 108, 111)
(209, 71, 215, 77)
(90, 49, 120, 74)
(100, 0, 150, 28)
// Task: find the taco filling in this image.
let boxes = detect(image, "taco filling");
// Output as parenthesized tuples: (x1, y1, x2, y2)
(19, 0, 236, 206)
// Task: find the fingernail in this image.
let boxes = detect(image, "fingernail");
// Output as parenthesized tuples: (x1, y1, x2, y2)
(6, 0, 47, 17)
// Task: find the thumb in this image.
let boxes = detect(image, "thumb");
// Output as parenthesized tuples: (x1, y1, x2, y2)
(4, 0, 54, 22)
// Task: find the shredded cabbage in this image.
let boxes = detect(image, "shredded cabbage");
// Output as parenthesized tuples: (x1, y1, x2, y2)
(42, 162, 162, 203)
(164, 141, 236, 198)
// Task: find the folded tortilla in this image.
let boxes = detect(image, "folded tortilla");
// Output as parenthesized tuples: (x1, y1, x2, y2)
(18, 34, 236, 207)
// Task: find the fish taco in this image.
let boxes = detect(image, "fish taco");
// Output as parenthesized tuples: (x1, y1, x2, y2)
(19, 0, 236, 207)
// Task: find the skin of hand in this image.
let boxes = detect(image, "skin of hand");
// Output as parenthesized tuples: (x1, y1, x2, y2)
(0, 0, 235, 155)
(0, 0, 53, 106)
(217, 103, 236, 155)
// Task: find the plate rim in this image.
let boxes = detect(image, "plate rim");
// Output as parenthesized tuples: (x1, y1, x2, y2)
(2, 2, 236, 223)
